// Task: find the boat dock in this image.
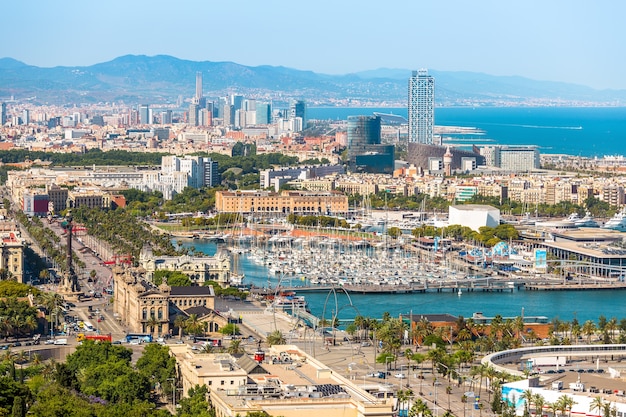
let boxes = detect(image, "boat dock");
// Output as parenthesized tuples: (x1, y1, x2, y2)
(251, 276, 626, 294)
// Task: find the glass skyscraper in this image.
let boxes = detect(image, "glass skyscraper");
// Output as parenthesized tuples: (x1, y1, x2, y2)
(347, 115, 394, 174)
(408, 69, 434, 144)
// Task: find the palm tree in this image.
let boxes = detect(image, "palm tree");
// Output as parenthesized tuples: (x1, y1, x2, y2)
(521, 389, 534, 416)
(533, 393, 545, 417)
(174, 314, 187, 339)
(589, 396, 604, 417)
(146, 316, 159, 335)
(41, 359, 57, 380)
(227, 339, 244, 355)
(409, 398, 432, 417)
(446, 385, 452, 411)
(582, 320, 596, 344)
(397, 389, 413, 416)
(185, 314, 206, 336)
(602, 402, 616, 417)
(31, 353, 42, 366)
(266, 330, 286, 346)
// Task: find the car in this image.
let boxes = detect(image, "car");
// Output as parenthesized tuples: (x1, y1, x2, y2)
(367, 371, 385, 378)
(99, 315, 105, 321)
(360, 341, 372, 347)
(394, 373, 406, 379)
(12, 342, 21, 347)
(44, 339, 55, 345)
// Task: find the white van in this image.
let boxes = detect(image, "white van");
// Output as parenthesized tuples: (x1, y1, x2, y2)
(53, 338, 67, 345)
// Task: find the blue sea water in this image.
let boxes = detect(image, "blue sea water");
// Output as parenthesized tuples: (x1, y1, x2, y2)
(182, 240, 625, 324)
(308, 107, 626, 158)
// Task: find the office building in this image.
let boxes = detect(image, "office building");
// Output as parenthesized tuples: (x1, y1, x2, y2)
(499, 146, 540, 171)
(408, 69, 434, 144)
(256, 103, 271, 124)
(194, 71, 206, 108)
(0, 102, 6, 125)
(189, 103, 199, 126)
(347, 116, 394, 174)
(195, 71, 203, 102)
(160, 110, 172, 125)
(290, 100, 307, 129)
(22, 109, 30, 125)
(139, 104, 150, 125)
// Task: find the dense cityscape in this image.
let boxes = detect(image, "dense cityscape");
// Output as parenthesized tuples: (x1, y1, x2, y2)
(2, 62, 626, 417)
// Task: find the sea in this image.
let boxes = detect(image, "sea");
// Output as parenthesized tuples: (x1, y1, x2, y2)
(181, 240, 625, 325)
(308, 106, 626, 158)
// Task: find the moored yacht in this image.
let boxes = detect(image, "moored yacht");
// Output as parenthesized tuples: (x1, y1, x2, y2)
(603, 207, 626, 231)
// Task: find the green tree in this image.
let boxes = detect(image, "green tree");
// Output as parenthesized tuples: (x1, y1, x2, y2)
(220, 323, 240, 336)
(177, 384, 214, 417)
(266, 330, 286, 346)
(135, 343, 176, 394)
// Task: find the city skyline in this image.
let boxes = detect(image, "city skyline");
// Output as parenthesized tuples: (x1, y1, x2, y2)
(2, 1, 626, 90)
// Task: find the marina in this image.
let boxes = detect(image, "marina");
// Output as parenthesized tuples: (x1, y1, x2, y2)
(179, 238, 626, 324)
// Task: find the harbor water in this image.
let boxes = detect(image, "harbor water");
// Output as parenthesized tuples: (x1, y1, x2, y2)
(182, 240, 625, 324)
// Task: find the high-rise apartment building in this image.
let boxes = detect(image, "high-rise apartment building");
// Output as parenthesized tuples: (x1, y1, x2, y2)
(0, 102, 6, 125)
(408, 69, 434, 144)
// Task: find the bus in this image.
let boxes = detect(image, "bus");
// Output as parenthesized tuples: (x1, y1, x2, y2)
(77, 334, 112, 343)
(192, 336, 222, 347)
(125, 333, 153, 343)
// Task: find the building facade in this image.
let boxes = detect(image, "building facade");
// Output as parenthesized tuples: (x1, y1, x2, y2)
(347, 115, 395, 174)
(408, 69, 435, 144)
(112, 265, 218, 336)
(215, 190, 349, 216)
(139, 245, 232, 287)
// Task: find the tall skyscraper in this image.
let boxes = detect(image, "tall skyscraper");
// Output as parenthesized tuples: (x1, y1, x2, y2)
(195, 71, 203, 101)
(408, 69, 434, 144)
(194, 72, 206, 108)
(0, 102, 6, 125)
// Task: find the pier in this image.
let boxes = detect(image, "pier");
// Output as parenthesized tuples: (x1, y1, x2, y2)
(251, 276, 626, 295)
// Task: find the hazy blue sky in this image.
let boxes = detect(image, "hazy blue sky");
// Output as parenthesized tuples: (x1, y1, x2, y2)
(3, 0, 625, 90)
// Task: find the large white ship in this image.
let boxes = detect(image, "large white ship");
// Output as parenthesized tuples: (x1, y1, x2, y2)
(602, 208, 626, 231)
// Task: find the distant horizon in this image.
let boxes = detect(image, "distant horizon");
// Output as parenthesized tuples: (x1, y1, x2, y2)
(0, 53, 621, 93)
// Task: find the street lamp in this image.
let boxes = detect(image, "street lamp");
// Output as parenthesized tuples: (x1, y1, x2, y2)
(434, 380, 442, 417)
(385, 356, 393, 377)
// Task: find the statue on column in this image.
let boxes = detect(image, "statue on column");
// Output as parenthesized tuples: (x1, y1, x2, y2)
(59, 212, 80, 294)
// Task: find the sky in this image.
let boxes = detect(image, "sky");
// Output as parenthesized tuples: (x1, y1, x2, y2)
(3, 0, 626, 90)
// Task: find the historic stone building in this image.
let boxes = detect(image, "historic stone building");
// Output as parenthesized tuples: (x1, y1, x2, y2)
(139, 245, 232, 287)
(215, 190, 349, 216)
(112, 265, 227, 337)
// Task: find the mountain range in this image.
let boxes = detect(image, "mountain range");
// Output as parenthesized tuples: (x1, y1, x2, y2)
(0, 54, 624, 106)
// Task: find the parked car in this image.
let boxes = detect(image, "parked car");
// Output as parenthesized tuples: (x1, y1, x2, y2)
(394, 373, 406, 379)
